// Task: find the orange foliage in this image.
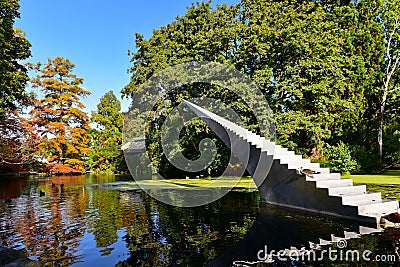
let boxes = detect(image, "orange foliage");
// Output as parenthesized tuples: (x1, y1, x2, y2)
(0, 109, 40, 172)
(44, 163, 81, 175)
(29, 57, 91, 171)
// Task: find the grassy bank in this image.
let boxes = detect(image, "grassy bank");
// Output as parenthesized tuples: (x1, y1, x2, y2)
(103, 170, 400, 199)
(345, 170, 400, 185)
(345, 170, 400, 200)
(103, 176, 257, 192)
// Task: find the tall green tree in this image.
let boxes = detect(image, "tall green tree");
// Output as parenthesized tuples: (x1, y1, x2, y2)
(236, 0, 369, 155)
(123, 2, 245, 177)
(30, 57, 91, 174)
(334, 0, 400, 165)
(0, 0, 31, 117)
(377, 0, 400, 163)
(0, 0, 35, 172)
(88, 91, 125, 173)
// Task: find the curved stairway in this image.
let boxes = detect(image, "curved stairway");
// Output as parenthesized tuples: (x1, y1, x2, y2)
(183, 100, 399, 226)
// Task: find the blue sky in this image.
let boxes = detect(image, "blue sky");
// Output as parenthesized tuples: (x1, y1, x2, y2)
(16, 0, 237, 113)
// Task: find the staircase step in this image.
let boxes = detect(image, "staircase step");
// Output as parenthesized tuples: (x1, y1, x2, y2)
(245, 137, 263, 147)
(253, 143, 263, 149)
(299, 165, 326, 174)
(244, 131, 260, 138)
(312, 173, 341, 181)
(261, 144, 275, 153)
(358, 200, 399, 215)
(272, 147, 289, 154)
(306, 162, 320, 169)
(285, 160, 313, 168)
(316, 179, 353, 188)
(263, 140, 276, 147)
(331, 234, 343, 242)
(328, 185, 366, 196)
(277, 154, 303, 162)
(359, 226, 383, 235)
(319, 238, 332, 245)
(344, 231, 360, 239)
(312, 167, 330, 174)
(309, 241, 321, 250)
(342, 192, 382, 206)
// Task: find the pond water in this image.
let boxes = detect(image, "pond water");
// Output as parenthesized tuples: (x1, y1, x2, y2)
(0, 174, 399, 266)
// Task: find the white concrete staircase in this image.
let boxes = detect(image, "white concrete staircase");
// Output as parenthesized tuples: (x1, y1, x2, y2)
(183, 100, 399, 226)
(234, 128, 398, 223)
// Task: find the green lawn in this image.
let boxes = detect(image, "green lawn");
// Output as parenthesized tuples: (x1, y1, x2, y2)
(103, 176, 257, 192)
(164, 176, 256, 189)
(345, 169, 400, 200)
(104, 171, 400, 199)
(344, 169, 400, 184)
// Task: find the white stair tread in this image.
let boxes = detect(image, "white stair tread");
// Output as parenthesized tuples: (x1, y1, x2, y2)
(312, 173, 341, 181)
(358, 200, 399, 215)
(319, 238, 332, 245)
(331, 234, 343, 242)
(344, 231, 360, 239)
(342, 192, 382, 206)
(328, 185, 367, 196)
(316, 179, 353, 188)
(359, 226, 383, 235)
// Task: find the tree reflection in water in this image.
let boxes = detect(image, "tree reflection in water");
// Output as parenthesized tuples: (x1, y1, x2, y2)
(0, 175, 260, 266)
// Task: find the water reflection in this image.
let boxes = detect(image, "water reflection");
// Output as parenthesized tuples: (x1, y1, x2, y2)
(0, 175, 399, 266)
(0, 175, 260, 266)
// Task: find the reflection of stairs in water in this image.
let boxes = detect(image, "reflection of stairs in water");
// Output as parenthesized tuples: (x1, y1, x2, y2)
(232, 225, 383, 265)
(232, 226, 383, 267)
(206, 203, 391, 267)
(314, 225, 382, 248)
(184, 101, 399, 226)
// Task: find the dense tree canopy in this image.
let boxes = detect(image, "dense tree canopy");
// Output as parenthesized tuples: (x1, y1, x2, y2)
(0, 0, 31, 117)
(0, 0, 35, 172)
(123, 0, 400, 175)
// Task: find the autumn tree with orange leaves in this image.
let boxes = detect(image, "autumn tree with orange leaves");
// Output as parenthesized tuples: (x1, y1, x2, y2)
(0, 107, 40, 172)
(30, 57, 91, 174)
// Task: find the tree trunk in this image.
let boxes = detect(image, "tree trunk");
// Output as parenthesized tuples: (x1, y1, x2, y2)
(378, 87, 388, 165)
(378, 102, 384, 164)
(379, 14, 400, 165)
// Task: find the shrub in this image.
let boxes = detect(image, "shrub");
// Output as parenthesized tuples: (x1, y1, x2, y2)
(349, 145, 381, 174)
(325, 141, 358, 173)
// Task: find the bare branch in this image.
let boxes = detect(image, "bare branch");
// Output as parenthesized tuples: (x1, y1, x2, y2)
(388, 86, 400, 94)
(388, 53, 400, 81)
(386, 14, 400, 77)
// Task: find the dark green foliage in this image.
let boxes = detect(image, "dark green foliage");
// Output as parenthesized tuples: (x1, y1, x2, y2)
(123, 0, 400, 176)
(383, 116, 400, 162)
(350, 145, 381, 173)
(0, 0, 31, 117)
(238, 0, 369, 152)
(325, 141, 359, 173)
(88, 91, 126, 173)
